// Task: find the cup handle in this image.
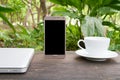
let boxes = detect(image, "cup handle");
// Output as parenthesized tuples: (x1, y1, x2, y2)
(77, 40, 85, 50)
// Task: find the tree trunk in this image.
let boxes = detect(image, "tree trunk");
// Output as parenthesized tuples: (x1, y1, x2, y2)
(23, 0, 36, 28)
(29, 8, 36, 28)
(36, 5, 41, 24)
(40, 0, 47, 19)
(23, 7, 30, 27)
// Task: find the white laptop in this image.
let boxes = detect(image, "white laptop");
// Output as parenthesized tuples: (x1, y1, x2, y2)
(0, 48, 34, 73)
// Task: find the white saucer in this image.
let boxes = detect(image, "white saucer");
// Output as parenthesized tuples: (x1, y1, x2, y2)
(75, 49, 118, 61)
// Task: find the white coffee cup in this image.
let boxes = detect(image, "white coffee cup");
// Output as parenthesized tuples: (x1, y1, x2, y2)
(77, 37, 110, 55)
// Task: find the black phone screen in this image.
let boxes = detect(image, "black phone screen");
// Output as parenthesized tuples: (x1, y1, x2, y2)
(45, 20, 65, 55)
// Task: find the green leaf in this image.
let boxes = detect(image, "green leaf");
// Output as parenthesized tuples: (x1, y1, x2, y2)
(52, 6, 67, 11)
(17, 24, 30, 35)
(85, 0, 100, 7)
(50, 0, 82, 10)
(102, 21, 120, 31)
(102, 0, 112, 5)
(97, 7, 118, 16)
(109, 0, 120, 4)
(66, 24, 81, 50)
(52, 6, 79, 18)
(0, 5, 14, 12)
(109, 4, 120, 10)
(0, 32, 12, 40)
(0, 13, 16, 33)
(49, 0, 67, 6)
(52, 11, 79, 18)
(67, 0, 82, 10)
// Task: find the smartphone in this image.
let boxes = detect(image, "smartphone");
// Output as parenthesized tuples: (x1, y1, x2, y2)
(44, 16, 65, 58)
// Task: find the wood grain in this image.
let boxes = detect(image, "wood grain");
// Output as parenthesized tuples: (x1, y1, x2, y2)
(0, 51, 119, 80)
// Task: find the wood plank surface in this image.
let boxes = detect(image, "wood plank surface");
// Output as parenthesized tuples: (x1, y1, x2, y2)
(0, 51, 120, 80)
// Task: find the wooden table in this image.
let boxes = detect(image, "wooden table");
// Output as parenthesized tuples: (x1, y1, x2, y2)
(0, 51, 120, 80)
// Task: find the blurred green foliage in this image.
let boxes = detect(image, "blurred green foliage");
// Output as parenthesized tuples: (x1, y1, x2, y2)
(50, 0, 120, 51)
(0, 0, 120, 51)
(0, 23, 44, 51)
